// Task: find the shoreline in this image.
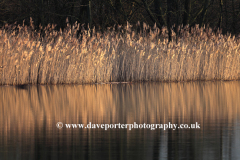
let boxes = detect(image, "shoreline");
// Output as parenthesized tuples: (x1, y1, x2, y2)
(1, 79, 239, 87)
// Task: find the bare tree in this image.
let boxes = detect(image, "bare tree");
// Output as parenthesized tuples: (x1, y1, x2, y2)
(200, 0, 211, 27)
(154, 0, 166, 26)
(167, 0, 173, 42)
(183, 0, 191, 26)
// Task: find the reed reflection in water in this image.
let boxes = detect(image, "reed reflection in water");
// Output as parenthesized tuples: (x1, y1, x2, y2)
(0, 81, 240, 160)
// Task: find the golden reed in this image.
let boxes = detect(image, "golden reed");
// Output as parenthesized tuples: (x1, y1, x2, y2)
(0, 18, 239, 85)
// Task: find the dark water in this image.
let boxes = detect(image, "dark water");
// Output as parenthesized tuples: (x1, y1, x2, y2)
(0, 81, 240, 160)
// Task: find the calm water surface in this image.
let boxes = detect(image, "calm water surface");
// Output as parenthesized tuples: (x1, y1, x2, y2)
(0, 81, 240, 160)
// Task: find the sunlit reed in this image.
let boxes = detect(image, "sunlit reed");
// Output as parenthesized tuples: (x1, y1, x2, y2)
(0, 19, 239, 85)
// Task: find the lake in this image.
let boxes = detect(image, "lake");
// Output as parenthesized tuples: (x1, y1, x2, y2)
(0, 81, 240, 159)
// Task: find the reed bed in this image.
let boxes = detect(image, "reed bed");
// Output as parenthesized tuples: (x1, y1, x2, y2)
(0, 19, 239, 85)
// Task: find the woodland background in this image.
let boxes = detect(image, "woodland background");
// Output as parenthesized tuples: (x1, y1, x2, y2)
(1, 0, 240, 38)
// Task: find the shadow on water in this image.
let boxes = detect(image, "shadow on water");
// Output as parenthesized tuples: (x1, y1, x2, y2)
(0, 81, 240, 160)
(15, 84, 29, 90)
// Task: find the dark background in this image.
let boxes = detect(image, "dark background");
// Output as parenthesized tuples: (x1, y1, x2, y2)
(1, 0, 240, 40)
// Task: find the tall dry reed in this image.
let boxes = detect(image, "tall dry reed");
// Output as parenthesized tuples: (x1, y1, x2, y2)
(0, 19, 239, 85)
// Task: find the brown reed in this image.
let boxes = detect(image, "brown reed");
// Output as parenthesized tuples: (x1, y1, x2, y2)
(0, 19, 239, 85)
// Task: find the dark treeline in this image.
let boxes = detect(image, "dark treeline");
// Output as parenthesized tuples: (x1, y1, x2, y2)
(1, 0, 240, 41)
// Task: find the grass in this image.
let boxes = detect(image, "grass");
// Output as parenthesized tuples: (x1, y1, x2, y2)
(0, 19, 240, 85)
